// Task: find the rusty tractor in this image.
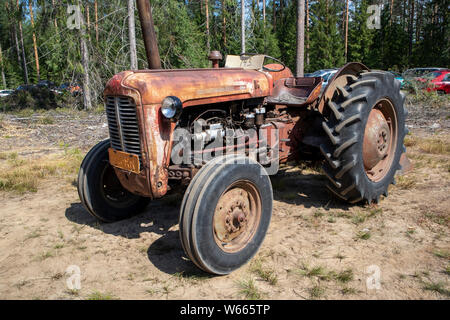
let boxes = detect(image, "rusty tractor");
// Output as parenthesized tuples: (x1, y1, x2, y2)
(77, 0, 409, 276)
(77, 53, 410, 274)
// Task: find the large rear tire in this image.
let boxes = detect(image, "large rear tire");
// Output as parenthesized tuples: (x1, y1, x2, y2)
(179, 155, 273, 275)
(320, 71, 407, 204)
(77, 140, 150, 222)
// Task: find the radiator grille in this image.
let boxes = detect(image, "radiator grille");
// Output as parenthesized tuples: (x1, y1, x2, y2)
(105, 96, 142, 165)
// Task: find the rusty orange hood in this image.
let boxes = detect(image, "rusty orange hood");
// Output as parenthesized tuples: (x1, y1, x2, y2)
(103, 68, 273, 106)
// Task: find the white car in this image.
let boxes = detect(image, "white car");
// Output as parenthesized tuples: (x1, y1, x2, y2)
(0, 89, 14, 98)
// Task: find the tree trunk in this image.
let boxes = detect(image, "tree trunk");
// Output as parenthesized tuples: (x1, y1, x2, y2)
(296, 0, 305, 77)
(86, 3, 90, 32)
(95, 0, 99, 42)
(273, 0, 276, 32)
(0, 43, 6, 89)
(306, 0, 309, 67)
(222, 0, 226, 47)
(241, 0, 245, 53)
(408, 0, 414, 58)
(52, 0, 58, 29)
(390, 0, 394, 26)
(6, 1, 22, 67)
(17, 1, 29, 84)
(79, 1, 92, 110)
(136, 0, 161, 69)
(206, 0, 210, 53)
(128, 0, 138, 70)
(29, 0, 40, 81)
(263, 0, 266, 25)
(344, 0, 349, 62)
(416, 0, 422, 41)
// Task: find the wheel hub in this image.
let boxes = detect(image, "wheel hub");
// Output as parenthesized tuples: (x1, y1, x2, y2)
(213, 182, 262, 253)
(362, 99, 398, 182)
(214, 189, 250, 242)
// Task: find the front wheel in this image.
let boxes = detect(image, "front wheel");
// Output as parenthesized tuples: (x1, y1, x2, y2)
(179, 155, 273, 275)
(77, 140, 150, 222)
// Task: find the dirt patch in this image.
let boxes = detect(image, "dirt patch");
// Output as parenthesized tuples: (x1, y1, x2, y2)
(0, 104, 449, 300)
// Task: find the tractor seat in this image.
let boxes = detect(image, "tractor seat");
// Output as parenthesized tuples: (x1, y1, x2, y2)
(266, 77, 323, 106)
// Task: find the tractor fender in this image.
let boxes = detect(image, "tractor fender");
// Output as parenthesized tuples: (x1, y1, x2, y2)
(317, 62, 370, 114)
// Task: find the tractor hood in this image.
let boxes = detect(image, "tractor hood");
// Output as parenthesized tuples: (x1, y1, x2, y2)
(103, 68, 273, 106)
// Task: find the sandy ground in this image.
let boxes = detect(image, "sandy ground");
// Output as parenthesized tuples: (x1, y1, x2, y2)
(0, 102, 449, 300)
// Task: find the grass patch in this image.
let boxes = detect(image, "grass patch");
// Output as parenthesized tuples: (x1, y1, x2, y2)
(418, 137, 450, 155)
(237, 278, 262, 300)
(24, 229, 42, 241)
(0, 151, 18, 160)
(432, 249, 450, 260)
(335, 269, 354, 283)
(422, 281, 450, 297)
(249, 259, 278, 285)
(86, 291, 118, 300)
(37, 115, 55, 125)
(172, 271, 212, 284)
(423, 212, 449, 226)
(395, 175, 416, 190)
(313, 210, 324, 218)
(67, 289, 79, 296)
(444, 266, 450, 276)
(355, 229, 371, 240)
(0, 151, 84, 194)
(341, 287, 357, 295)
(308, 284, 325, 299)
(35, 251, 54, 261)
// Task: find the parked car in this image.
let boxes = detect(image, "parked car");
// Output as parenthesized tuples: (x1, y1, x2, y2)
(37, 80, 63, 94)
(16, 84, 38, 92)
(0, 89, 14, 97)
(402, 67, 446, 80)
(59, 82, 82, 96)
(416, 70, 450, 94)
(388, 71, 405, 88)
(305, 68, 338, 90)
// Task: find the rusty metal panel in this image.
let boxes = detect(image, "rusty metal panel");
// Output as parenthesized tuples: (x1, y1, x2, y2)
(121, 68, 271, 106)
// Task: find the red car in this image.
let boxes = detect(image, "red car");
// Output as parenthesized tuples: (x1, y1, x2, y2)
(417, 70, 450, 94)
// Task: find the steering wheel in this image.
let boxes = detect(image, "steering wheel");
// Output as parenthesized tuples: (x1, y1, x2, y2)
(239, 53, 286, 72)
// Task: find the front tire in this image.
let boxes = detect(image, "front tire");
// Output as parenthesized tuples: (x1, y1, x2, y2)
(320, 71, 407, 204)
(179, 155, 273, 275)
(77, 140, 150, 222)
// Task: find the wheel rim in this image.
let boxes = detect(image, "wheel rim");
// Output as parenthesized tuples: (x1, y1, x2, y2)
(363, 98, 398, 182)
(213, 180, 262, 253)
(99, 162, 141, 208)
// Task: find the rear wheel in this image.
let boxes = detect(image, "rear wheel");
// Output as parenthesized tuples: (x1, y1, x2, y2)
(77, 140, 150, 222)
(179, 155, 273, 275)
(320, 71, 407, 204)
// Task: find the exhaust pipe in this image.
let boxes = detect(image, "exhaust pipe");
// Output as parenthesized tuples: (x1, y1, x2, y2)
(136, 0, 161, 69)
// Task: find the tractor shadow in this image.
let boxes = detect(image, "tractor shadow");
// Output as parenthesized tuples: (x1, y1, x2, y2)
(270, 164, 352, 211)
(65, 193, 209, 276)
(65, 164, 354, 276)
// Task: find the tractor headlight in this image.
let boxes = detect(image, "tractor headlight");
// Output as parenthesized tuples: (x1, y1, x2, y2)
(161, 96, 182, 121)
